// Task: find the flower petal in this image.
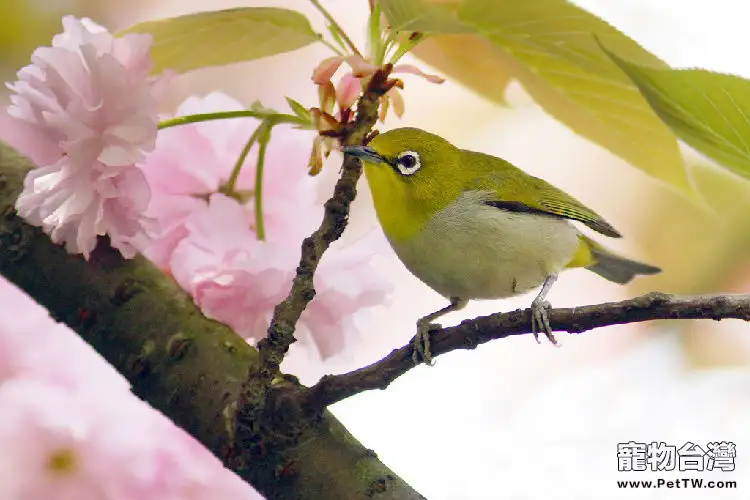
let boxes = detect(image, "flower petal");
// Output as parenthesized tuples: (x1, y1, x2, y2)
(387, 87, 405, 118)
(318, 80, 336, 115)
(312, 55, 346, 85)
(335, 73, 362, 110)
(345, 55, 378, 79)
(6, 16, 165, 259)
(392, 64, 445, 84)
(378, 95, 389, 123)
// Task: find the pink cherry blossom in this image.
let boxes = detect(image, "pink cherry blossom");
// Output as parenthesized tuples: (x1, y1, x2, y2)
(169, 193, 295, 339)
(15, 158, 156, 259)
(299, 230, 394, 358)
(5, 16, 167, 258)
(139, 92, 302, 267)
(140, 93, 318, 265)
(0, 276, 129, 392)
(0, 274, 264, 499)
(0, 378, 263, 500)
(311, 54, 444, 85)
(169, 192, 393, 359)
(143, 92, 393, 358)
(311, 54, 443, 122)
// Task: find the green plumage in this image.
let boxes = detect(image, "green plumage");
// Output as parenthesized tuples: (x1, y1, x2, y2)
(460, 150, 622, 238)
(348, 126, 660, 361)
(362, 127, 623, 241)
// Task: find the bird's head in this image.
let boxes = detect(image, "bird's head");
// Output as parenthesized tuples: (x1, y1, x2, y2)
(343, 127, 464, 240)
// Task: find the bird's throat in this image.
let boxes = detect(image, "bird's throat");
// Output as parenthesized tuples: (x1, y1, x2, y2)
(365, 164, 439, 242)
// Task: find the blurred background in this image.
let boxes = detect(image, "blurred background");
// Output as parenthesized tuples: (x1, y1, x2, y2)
(2, 0, 749, 498)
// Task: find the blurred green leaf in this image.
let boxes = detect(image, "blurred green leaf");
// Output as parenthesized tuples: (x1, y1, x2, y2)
(412, 34, 514, 105)
(603, 46, 750, 181)
(689, 162, 750, 215)
(378, 0, 472, 33)
(119, 8, 320, 74)
(382, 0, 696, 198)
(459, 0, 693, 196)
(644, 160, 750, 296)
(327, 22, 348, 53)
(369, 2, 386, 65)
(285, 96, 311, 121)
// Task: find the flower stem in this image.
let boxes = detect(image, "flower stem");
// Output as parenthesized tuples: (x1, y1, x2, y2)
(253, 124, 273, 241)
(368, 2, 386, 65)
(320, 37, 345, 56)
(158, 110, 307, 130)
(308, 0, 362, 57)
(388, 33, 427, 65)
(224, 125, 264, 197)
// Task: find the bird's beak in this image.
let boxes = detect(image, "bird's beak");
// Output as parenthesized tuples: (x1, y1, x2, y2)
(342, 145, 388, 165)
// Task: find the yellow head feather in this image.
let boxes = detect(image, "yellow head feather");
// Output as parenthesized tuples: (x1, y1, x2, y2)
(362, 128, 466, 241)
(358, 127, 621, 242)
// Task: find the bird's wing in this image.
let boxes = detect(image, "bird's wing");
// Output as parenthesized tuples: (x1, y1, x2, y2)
(485, 193, 622, 237)
(464, 150, 622, 238)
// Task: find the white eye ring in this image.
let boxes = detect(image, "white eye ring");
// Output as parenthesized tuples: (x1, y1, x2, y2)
(395, 150, 421, 176)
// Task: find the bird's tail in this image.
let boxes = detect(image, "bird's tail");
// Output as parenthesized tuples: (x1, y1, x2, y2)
(581, 236, 661, 284)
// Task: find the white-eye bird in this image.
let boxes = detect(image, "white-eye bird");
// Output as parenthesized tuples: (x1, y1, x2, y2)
(344, 127, 660, 364)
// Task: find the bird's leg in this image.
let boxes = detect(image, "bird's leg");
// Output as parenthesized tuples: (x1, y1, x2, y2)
(414, 297, 467, 365)
(530, 273, 559, 346)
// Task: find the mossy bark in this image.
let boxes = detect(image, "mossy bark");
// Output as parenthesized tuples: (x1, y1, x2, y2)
(0, 143, 424, 500)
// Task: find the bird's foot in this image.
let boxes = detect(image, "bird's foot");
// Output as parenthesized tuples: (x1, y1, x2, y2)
(531, 298, 558, 346)
(412, 320, 440, 366)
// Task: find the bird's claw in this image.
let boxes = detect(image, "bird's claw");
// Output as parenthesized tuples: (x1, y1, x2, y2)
(531, 299, 558, 346)
(412, 321, 440, 365)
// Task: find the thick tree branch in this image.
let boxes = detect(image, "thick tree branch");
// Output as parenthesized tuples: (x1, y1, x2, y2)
(0, 139, 424, 499)
(304, 292, 750, 411)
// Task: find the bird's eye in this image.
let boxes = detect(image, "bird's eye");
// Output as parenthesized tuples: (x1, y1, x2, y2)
(395, 150, 421, 176)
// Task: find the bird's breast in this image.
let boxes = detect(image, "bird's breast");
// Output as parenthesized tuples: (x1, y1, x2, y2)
(386, 190, 581, 300)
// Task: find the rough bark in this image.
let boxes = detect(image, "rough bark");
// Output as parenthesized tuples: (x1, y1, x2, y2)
(0, 141, 423, 499)
(305, 292, 750, 410)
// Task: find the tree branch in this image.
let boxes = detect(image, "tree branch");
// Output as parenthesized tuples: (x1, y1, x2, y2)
(0, 136, 425, 497)
(304, 292, 750, 411)
(229, 69, 403, 498)
(252, 69, 392, 383)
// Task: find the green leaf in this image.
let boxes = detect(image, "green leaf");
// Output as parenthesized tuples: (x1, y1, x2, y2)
(412, 34, 514, 105)
(250, 100, 274, 114)
(327, 23, 348, 52)
(383, 0, 696, 198)
(382, 1, 512, 105)
(688, 162, 750, 215)
(602, 45, 750, 181)
(378, 0, 473, 33)
(368, 2, 386, 65)
(119, 7, 320, 74)
(285, 96, 311, 121)
(457, 0, 693, 197)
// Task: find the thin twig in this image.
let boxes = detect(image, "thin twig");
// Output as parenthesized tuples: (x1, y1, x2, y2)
(303, 292, 750, 413)
(309, 0, 363, 57)
(251, 70, 392, 386)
